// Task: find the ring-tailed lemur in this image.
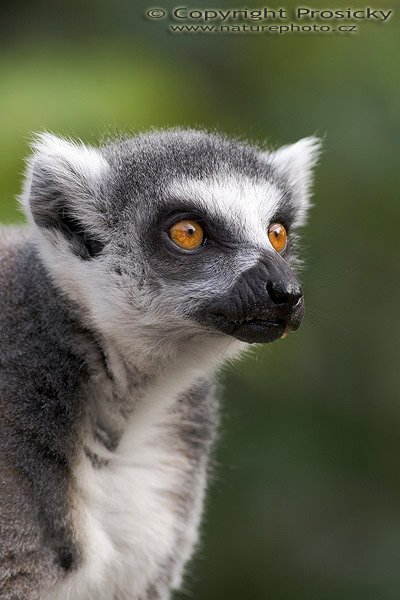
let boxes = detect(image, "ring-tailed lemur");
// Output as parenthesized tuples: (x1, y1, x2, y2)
(0, 129, 320, 600)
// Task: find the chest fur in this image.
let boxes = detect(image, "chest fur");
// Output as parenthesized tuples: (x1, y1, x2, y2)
(46, 374, 217, 600)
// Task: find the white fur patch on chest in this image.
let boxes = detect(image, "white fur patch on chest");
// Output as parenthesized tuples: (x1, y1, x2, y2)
(47, 400, 195, 600)
(44, 341, 233, 600)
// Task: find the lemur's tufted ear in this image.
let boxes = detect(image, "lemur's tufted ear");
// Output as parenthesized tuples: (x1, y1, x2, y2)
(20, 133, 109, 259)
(268, 137, 322, 225)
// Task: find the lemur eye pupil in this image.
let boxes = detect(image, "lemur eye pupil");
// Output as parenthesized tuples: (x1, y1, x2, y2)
(268, 223, 287, 253)
(169, 220, 204, 251)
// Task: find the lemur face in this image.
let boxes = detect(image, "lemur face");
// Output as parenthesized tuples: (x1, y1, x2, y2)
(22, 130, 320, 351)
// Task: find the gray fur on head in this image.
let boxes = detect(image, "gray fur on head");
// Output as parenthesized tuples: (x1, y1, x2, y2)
(20, 129, 320, 368)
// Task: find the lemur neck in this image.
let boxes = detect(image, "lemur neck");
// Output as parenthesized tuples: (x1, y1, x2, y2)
(81, 319, 230, 459)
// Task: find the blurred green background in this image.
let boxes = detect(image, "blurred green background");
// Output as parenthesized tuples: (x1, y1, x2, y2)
(1, 1, 399, 598)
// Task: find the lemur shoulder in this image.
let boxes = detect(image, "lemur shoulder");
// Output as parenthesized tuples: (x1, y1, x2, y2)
(0, 129, 320, 599)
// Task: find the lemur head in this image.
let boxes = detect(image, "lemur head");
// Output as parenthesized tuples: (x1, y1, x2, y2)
(21, 129, 320, 363)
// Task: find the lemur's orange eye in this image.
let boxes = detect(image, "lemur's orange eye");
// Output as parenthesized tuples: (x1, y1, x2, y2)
(268, 223, 287, 253)
(169, 220, 204, 251)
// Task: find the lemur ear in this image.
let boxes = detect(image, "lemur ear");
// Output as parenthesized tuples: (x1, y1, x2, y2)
(267, 137, 322, 224)
(21, 133, 109, 260)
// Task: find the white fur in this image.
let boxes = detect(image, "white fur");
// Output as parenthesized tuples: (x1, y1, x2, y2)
(21, 133, 109, 233)
(44, 337, 243, 600)
(168, 175, 284, 250)
(268, 136, 321, 225)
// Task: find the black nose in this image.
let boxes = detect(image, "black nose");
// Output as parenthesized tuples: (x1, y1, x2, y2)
(266, 280, 303, 307)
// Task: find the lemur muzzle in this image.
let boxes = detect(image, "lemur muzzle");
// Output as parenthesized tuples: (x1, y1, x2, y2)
(199, 252, 304, 343)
